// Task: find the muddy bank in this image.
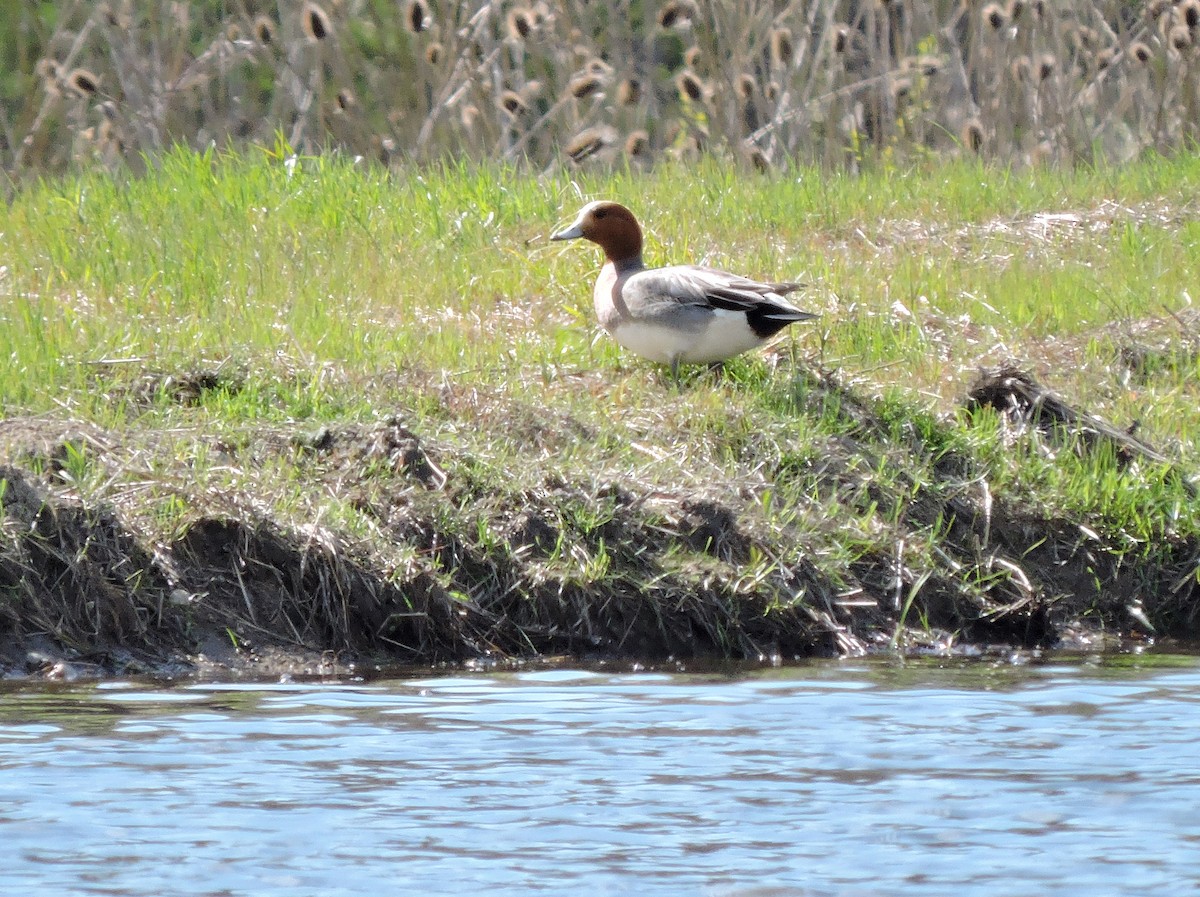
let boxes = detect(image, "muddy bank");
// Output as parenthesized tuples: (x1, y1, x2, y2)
(1, 366, 1197, 680)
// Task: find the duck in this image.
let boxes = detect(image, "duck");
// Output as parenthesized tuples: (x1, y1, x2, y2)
(550, 200, 817, 376)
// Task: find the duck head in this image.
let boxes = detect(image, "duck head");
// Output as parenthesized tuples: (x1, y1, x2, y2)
(550, 200, 644, 265)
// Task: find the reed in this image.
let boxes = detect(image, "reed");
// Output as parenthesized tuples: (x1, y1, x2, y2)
(0, 2, 1196, 181)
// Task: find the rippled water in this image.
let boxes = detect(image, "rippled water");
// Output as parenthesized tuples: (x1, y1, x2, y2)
(2, 654, 1199, 896)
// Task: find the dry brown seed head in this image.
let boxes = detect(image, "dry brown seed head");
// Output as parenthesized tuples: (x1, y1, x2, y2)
(676, 69, 705, 102)
(67, 68, 100, 97)
(913, 54, 942, 76)
(564, 127, 607, 163)
(35, 58, 60, 82)
(1006, 0, 1025, 22)
(1148, 0, 1170, 19)
(745, 146, 769, 173)
(624, 129, 649, 156)
(586, 57, 613, 77)
(522, 80, 543, 101)
(770, 27, 794, 66)
(337, 88, 355, 110)
(301, 2, 331, 40)
(736, 73, 756, 100)
(616, 77, 642, 105)
(1037, 53, 1055, 80)
(406, 0, 430, 33)
(765, 80, 780, 101)
(961, 119, 984, 153)
(1096, 46, 1119, 68)
(833, 24, 850, 53)
(253, 15, 275, 45)
(1130, 41, 1153, 63)
(982, 3, 1006, 30)
(684, 45, 702, 68)
(1184, 0, 1200, 30)
(500, 90, 526, 114)
(425, 42, 443, 64)
(506, 7, 534, 41)
(568, 74, 603, 98)
(1170, 24, 1192, 49)
(460, 104, 479, 130)
(226, 23, 242, 41)
(657, 0, 696, 29)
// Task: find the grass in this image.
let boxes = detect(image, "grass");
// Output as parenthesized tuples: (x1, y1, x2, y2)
(1, 147, 1199, 669)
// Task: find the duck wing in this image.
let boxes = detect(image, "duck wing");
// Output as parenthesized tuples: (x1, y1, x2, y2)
(627, 265, 813, 317)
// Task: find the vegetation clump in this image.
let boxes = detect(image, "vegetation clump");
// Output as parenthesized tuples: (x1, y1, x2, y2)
(3, 0, 1199, 178)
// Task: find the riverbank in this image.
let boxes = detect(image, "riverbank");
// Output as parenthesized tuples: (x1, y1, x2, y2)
(2, 153, 1198, 678)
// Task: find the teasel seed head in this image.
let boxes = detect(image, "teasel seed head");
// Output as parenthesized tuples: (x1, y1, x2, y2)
(657, 0, 696, 29)
(564, 127, 608, 163)
(500, 90, 527, 115)
(460, 104, 479, 130)
(585, 57, 613, 78)
(684, 45, 702, 69)
(35, 58, 60, 84)
(675, 69, 706, 103)
(1183, 0, 1200, 30)
(982, 3, 1006, 31)
(744, 145, 769, 173)
(616, 77, 642, 106)
(833, 24, 850, 54)
(301, 2, 332, 41)
(961, 118, 984, 153)
(736, 73, 757, 101)
(1037, 53, 1055, 80)
(765, 80, 780, 101)
(770, 27, 794, 67)
(1129, 42, 1153, 64)
(1074, 27, 1099, 51)
(67, 68, 100, 98)
(506, 7, 534, 41)
(336, 88, 355, 110)
(905, 54, 942, 77)
(406, 0, 430, 33)
(568, 73, 604, 99)
(1170, 24, 1192, 51)
(1096, 46, 1119, 69)
(1006, 0, 1025, 23)
(624, 129, 649, 157)
(226, 23, 243, 42)
(425, 42, 443, 64)
(253, 15, 275, 45)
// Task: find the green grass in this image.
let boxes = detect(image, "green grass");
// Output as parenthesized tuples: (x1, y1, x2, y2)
(2, 147, 1199, 658)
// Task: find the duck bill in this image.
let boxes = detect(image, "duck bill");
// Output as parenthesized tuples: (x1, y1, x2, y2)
(550, 222, 584, 241)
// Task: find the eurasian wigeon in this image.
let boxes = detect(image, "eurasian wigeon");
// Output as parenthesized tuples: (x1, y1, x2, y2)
(551, 200, 817, 376)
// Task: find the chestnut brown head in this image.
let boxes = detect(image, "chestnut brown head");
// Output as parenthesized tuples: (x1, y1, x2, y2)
(550, 201, 644, 263)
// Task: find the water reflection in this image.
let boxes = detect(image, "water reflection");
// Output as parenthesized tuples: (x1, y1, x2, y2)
(0, 654, 1198, 896)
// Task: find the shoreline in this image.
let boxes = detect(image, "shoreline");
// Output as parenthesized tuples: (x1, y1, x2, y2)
(2, 365, 1192, 682)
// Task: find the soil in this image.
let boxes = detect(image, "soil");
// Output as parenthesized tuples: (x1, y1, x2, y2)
(1, 366, 1196, 681)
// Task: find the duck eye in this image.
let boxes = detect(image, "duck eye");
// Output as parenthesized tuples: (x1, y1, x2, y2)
(594, 208, 607, 219)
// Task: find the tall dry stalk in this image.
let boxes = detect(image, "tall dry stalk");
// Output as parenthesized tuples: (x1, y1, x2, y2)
(2, 0, 1198, 179)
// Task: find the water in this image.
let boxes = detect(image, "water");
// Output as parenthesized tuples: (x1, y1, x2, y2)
(2, 654, 1199, 896)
